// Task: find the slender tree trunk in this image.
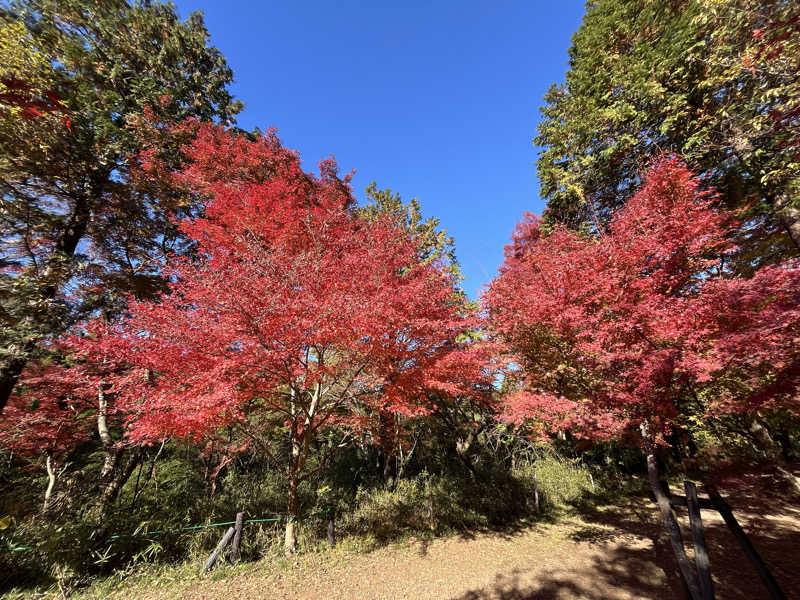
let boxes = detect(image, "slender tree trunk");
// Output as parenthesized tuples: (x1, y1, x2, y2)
(130, 440, 165, 510)
(383, 452, 396, 489)
(43, 453, 57, 513)
(92, 447, 144, 540)
(283, 380, 323, 556)
(97, 382, 124, 510)
(640, 423, 702, 600)
(0, 353, 32, 413)
(454, 426, 480, 478)
(97, 383, 112, 447)
(776, 426, 794, 461)
(95, 381, 143, 510)
(747, 415, 780, 459)
(284, 386, 301, 556)
(99, 447, 120, 490)
(397, 435, 418, 480)
(284, 472, 298, 556)
(99, 449, 143, 511)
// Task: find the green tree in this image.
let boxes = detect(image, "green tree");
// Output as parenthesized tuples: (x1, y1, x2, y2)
(359, 182, 458, 269)
(536, 0, 799, 262)
(0, 0, 242, 411)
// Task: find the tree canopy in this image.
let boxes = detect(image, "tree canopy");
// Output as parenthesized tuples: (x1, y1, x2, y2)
(536, 0, 800, 263)
(488, 157, 800, 443)
(0, 0, 241, 411)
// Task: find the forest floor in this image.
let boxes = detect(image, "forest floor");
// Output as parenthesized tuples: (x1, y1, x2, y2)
(68, 466, 800, 600)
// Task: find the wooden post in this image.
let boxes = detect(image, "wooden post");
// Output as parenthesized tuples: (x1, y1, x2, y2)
(642, 424, 702, 600)
(533, 472, 540, 512)
(707, 487, 786, 600)
(203, 526, 235, 572)
(327, 507, 335, 547)
(684, 481, 714, 600)
(229, 512, 244, 564)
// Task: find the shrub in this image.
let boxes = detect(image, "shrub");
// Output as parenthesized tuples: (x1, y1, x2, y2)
(513, 455, 592, 508)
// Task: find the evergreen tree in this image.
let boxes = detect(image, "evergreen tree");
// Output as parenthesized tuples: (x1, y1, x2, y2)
(536, 0, 799, 262)
(0, 0, 242, 410)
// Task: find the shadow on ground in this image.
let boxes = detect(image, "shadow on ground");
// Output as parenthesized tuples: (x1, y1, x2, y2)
(451, 463, 800, 600)
(450, 534, 682, 599)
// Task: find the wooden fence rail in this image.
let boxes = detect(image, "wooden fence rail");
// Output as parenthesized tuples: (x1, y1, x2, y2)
(658, 480, 787, 600)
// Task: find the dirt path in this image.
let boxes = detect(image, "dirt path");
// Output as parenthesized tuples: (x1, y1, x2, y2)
(122, 512, 677, 600)
(88, 480, 799, 600)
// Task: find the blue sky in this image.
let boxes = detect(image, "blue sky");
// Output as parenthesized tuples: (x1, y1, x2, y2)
(177, 1, 586, 299)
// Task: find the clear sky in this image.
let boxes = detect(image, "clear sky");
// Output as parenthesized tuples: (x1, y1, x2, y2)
(177, 0, 586, 299)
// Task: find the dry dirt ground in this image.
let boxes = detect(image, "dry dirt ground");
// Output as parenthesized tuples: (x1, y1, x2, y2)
(86, 469, 800, 600)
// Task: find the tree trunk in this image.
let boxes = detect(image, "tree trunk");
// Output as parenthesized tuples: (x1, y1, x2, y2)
(747, 415, 780, 459)
(455, 431, 479, 479)
(99, 447, 120, 491)
(97, 382, 113, 448)
(0, 353, 32, 413)
(383, 452, 396, 489)
(774, 194, 800, 251)
(284, 473, 298, 556)
(43, 453, 57, 513)
(397, 435, 418, 480)
(97, 382, 119, 494)
(92, 448, 144, 540)
(776, 426, 794, 461)
(640, 423, 702, 600)
(284, 386, 302, 557)
(99, 449, 143, 511)
(96, 382, 144, 514)
(327, 508, 335, 547)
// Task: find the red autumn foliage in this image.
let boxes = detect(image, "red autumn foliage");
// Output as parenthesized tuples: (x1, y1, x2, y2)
(0, 76, 71, 129)
(0, 334, 151, 516)
(0, 361, 90, 462)
(486, 158, 800, 442)
(0, 336, 125, 463)
(79, 124, 485, 548)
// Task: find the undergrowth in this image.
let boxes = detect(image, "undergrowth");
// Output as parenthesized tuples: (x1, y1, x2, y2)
(4, 454, 620, 599)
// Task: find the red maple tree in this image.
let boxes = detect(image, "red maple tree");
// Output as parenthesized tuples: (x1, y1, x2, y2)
(0, 335, 137, 513)
(88, 124, 481, 553)
(0, 360, 91, 464)
(488, 158, 799, 438)
(486, 158, 800, 596)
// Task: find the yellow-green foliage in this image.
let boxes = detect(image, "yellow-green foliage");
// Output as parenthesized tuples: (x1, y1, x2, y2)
(343, 476, 452, 539)
(341, 470, 525, 540)
(514, 456, 593, 507)
(0, 21, 50, 82)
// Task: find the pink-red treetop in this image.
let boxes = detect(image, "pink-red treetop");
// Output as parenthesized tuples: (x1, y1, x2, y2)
(486, 158, 800, 442)
(92, 124, 482, 459)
